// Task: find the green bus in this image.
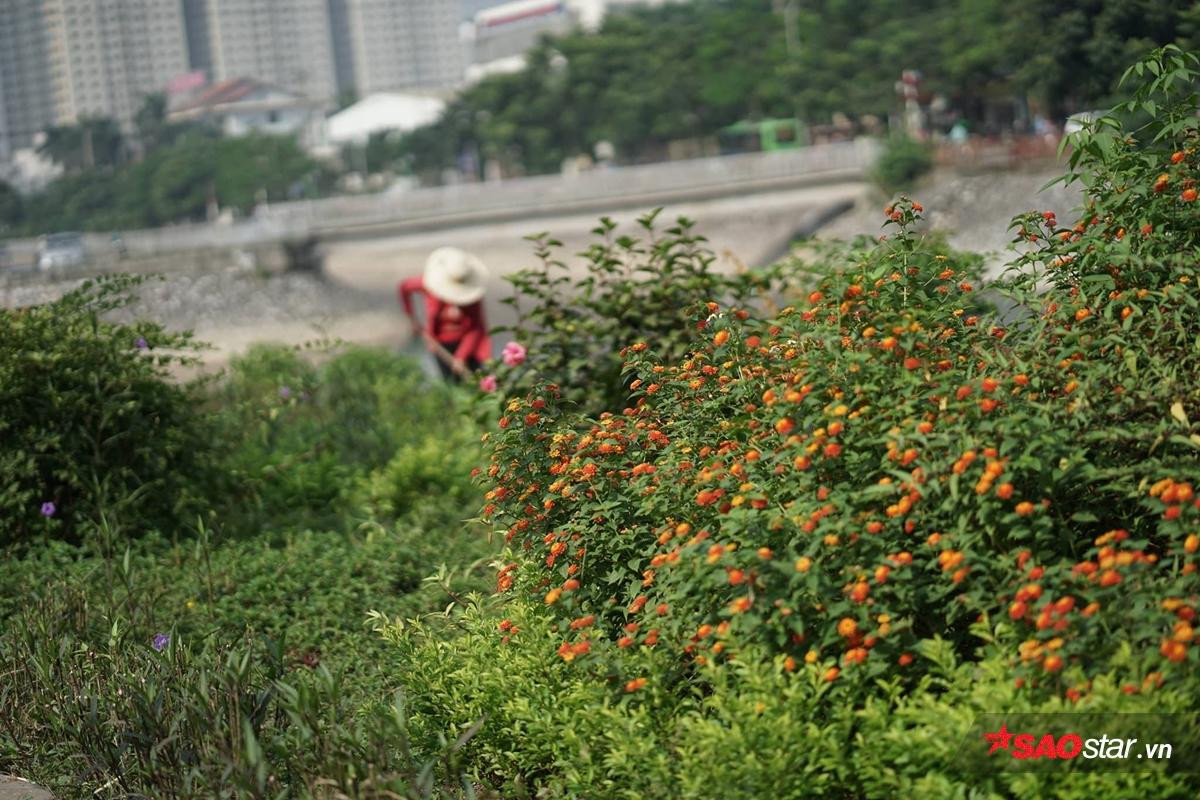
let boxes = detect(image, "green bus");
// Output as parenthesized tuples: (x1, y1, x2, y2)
(718, 118, 807, 154)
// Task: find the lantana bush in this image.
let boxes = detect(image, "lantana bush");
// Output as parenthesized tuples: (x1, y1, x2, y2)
(394, 46, 1200, 798)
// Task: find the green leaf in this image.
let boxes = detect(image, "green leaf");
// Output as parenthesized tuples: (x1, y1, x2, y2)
(1124, 350, 1139, 379)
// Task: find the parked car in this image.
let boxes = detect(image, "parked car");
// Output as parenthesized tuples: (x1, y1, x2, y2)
(35, 232, 86, 271)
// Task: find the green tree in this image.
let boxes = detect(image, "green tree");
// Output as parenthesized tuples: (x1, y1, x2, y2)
(133, 92, 199, 154)
(148, 137, 217, 222)
(398, 0, 1200, 179)
(213, 134, 318, 212)
(38, 117, 125, 172)
(17, 133, 320, 234)
(0, 180, 22, 234)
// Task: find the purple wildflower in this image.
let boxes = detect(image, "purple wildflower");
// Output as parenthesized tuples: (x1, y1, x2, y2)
(40, 501, 56, 517)
(279, 386, 292, 400)
(135, 337, 148, 350)
(152, 633, 170, 652)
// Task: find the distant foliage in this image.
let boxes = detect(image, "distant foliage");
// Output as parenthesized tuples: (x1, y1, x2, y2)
(399, 0, 1200, 177)
(873, 136, 934, 192)
(13, 132, 328, 235)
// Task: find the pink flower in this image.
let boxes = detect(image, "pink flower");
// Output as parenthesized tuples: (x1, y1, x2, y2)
(479, 374, 498, 392)
(502, 341, 527, 367)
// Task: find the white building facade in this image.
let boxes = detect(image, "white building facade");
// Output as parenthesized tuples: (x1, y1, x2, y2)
(43, 0, 190, 128)
(325, 92, 446, 146)
(463, 0, 687, 84)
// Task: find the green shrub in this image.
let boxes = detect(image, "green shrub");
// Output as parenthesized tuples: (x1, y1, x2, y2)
(390, 597, 688, 799)
(485, 212, 774, 418)
(215, 344, 470, 534)
(873, 135, 933, 193)
(354, 437, 478, 528)
(448, 46, 1200, 794)
(1, 324, 495, 795)
(391, 596, 1200, 798)
(0, 276, 221, 548)
(484, 41, 1200, 697)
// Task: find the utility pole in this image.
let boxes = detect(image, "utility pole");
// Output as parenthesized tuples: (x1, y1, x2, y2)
(773, 0, 799, 58)
(773, 0, 802, 129)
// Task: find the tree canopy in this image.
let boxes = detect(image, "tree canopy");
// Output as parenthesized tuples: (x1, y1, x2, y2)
(10, 133, 327, 236)
(398, 0, 1200, 177)
(37, 117, 126, 173)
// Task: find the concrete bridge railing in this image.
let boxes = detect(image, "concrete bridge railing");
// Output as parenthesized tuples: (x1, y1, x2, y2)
(1, 139, 879, 275)
(278, 138, 879, 236)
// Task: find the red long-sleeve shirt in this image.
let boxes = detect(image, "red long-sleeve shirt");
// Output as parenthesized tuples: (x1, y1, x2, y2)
(398, 276, 491, 364)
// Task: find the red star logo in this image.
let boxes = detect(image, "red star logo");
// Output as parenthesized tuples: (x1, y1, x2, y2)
(984, 723, 1014, 755)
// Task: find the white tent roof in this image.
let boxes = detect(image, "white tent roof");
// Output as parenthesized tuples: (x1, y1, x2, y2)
(326, 93, 447, 145)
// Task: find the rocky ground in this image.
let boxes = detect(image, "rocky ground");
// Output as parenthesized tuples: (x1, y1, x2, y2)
(1, 266, 410, 372)
(815, 165, 1084, 276)
(2, 266, 392, 328)
(0, 774, 52, 800)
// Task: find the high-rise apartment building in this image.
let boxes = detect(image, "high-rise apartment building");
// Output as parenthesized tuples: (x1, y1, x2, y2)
(188, 0, 339, 103)
(1, 0, 187, 155)
(0, 1, 58, 157)
(0, 78, 9, 164)
(327, 0, 357, 97)
(337, 0, 462, 96)
(42, 0, 190, 128)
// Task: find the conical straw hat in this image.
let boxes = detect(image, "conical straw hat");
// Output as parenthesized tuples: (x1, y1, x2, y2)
(423, 247, 489, 305)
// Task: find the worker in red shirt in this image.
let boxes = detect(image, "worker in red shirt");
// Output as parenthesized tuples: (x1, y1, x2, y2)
(399, 247, 492, 382)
